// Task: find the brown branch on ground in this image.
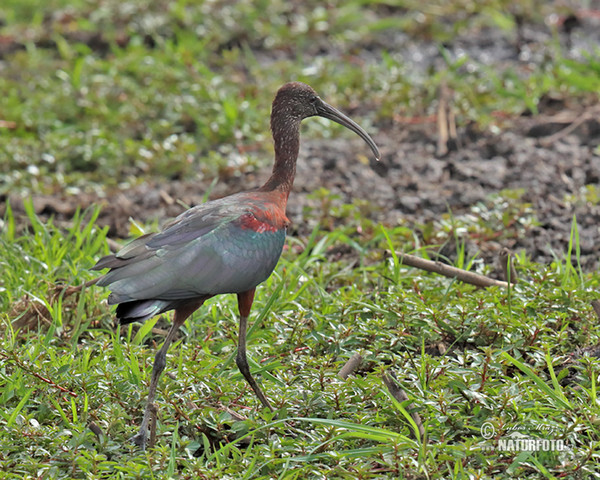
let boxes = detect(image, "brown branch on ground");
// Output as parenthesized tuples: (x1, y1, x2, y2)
(219, 405, 248, 422)
(436, 83, 449, 157)
(398, 252, 510, 288)
(338, 353, 363, 380)
(591, 300, 600, 321)
(106, 237, 122, 252)
(88, 422, 104, 440)
(382, 372, 425, 439)
(436, 81, 459, 157)
(50, 277, 100, 300)
(499, 248, 518, 284)
(0, 120, 17, 129)
(538, 105, 600, 148)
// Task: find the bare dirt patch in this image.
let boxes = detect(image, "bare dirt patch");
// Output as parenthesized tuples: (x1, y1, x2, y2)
(5, 103, 599, 273)
(2, 6, 599, 273)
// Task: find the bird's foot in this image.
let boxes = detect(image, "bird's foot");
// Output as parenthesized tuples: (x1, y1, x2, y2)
(129, 431, 148, 450)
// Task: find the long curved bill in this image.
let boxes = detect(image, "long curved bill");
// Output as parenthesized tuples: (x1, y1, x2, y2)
(315, 98, 381, 161)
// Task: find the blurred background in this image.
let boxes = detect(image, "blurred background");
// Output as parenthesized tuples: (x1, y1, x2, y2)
(1, 0, 599, 267)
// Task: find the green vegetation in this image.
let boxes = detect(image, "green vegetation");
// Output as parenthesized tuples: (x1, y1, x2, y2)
(1, 0, 598, 193)
(2, 196, 600, 478)
(2, 0, 600, 478)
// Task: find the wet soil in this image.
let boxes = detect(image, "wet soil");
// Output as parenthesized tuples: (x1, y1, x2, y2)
(13, 109, 599, 270)
(3, 7, 600, 273)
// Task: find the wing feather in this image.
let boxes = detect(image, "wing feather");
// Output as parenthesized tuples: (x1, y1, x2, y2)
(93, 194, 286, 306)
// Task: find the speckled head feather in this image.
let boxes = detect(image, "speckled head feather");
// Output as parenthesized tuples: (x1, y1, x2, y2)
(262, 82, 380, 194)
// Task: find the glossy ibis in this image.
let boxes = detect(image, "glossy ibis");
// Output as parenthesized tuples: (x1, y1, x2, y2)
(93, 82, 380, 449)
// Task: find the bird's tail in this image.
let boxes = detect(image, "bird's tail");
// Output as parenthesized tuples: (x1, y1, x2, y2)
(115, 299, 172, 325)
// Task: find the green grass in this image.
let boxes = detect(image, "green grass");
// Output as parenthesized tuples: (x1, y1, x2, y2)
(2, 0, 600, 478)
(1, 0, 598, 193)
(2, 197, 600, 478)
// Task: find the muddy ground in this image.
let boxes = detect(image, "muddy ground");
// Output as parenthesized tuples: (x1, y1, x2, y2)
(4, 8, 600, 274)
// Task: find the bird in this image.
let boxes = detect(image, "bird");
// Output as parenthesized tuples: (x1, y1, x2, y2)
(92, 81, 380, 450)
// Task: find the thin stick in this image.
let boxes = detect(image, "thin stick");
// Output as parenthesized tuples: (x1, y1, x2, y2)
(436, 82, 449, 157)
(88, 421, 104, 440)
(398, 252, 509, 288)
(382, 373, 425, 439)
(51, 277, 99, 300)
(338, 353, 363, 380)
(591, 300, 600, 321)
(538, 107, 597, 148)
(220, 405, 248, 422)
(499, 248, 518, 284)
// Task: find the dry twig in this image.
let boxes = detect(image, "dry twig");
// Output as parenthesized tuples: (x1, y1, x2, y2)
(538, 105, 600, 147)
(88, 421, 104, 440)
(338, 353, 363, 380)
(51, 277, 100, 300)
(591, 300, 600, 321)
(382, 373, 425, 439)
(436, 81, 458, 157)
(398, 252, 509, 288)
(499, 248, 518, 284)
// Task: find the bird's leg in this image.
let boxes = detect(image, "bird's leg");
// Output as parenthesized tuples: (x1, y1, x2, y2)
(129, 317, 184, 449)
(130, 303, 200, 450)
(236, 289, 274, 411)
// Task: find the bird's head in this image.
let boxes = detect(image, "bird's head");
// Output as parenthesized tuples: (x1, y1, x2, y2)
(272, 82, 380, 160)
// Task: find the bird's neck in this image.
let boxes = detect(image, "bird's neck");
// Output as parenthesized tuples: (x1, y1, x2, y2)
(259, 115, 301, 196)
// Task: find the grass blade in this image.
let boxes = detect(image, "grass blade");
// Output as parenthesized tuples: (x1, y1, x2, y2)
(502, 351, 571, 410)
